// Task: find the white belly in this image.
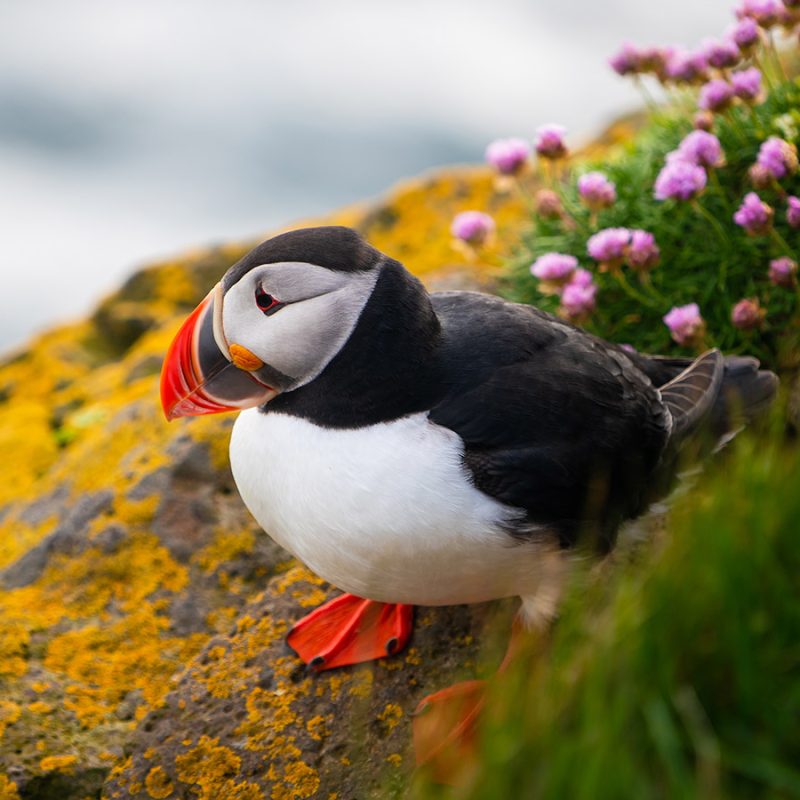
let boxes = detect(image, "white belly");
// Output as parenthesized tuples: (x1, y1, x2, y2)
(229, 409, 553, 605)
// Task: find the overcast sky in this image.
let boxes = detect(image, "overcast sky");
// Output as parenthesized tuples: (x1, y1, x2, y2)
(1, 0, 734, 351)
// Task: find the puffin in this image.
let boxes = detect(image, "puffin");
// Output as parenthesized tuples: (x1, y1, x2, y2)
(160, 225, 776, 764)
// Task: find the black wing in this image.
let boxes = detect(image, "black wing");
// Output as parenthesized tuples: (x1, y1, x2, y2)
(427, 292, 672, 550)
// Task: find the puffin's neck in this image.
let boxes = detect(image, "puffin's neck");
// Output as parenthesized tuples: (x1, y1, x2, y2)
(264, 259, 444, 427)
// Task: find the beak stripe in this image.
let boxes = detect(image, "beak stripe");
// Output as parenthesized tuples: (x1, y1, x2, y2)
(211, 281, 231, 361)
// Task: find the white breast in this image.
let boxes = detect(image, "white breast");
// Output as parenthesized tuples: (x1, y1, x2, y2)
(229, 409, 554, 605)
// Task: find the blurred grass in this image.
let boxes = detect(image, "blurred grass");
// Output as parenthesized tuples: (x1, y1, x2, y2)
(503, 79, 800, 369)
(412, 413, 800, 798)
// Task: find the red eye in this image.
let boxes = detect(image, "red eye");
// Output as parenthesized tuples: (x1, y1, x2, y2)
(255, 287, 283, 316)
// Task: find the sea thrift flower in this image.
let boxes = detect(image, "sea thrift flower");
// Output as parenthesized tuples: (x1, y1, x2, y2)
(609, 42, 642, 75)
(654, 159, 707, 201)
(694, 111, 715, 131)
(699, 79, 734, 112)
(577, 172, 617, 210)
(530, 252, 577, 293)
(677, 130, 725, 168)
(703, 38, 741, 69)
(535, 124, 568, 159)
(450, 211, 495, 245)
(626, 230, 661, 272)
(734, 192, 774, 235)
(731, 67, 763, 102)
(485, 138, 531, 175)
(736, 0, 785, 27)
(731, 17, 761, 50)
(533, 189, 564, 219)
(756, 136, 799, 179)
(666, 50, 708, 83)
(560, 277, 597, 321)
(664, 303, 705, 346)
(587, 227, 631, 268)
(731, 297, 766, 330)
(769, 256, 798, 287)
(786, 196, 800, 227)
(749, 162, 772, 188)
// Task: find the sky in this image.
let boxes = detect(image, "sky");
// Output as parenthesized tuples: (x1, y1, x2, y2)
(0, 0, 735, 352)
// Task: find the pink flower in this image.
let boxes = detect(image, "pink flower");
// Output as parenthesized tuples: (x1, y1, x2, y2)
(577, 172, 617, 210)
(699, 79, 734, 112)
(535, 124, 568, 159)
(730, 17, 761, 50)
(733, 192, 774, 235)
(666, 50, 708, 83)
(663, 303, 706, 346)
(534, 189, 564, 219)
(769, 256, 798, 287)
(735, 0, 785, 27)
(485, 138, 531, 175)
(787, 196, 800, 228)
(654, 159, 707, 201)
(731, 297, 766, 330)
(587, 227, 631, 266)
(530, 252, 577, 294)
(731, 67, 763, 102)
(450, 211, 495, 245)
(756, 136, 799, 179)
(609, 42, 642, 76)
(677, 130, 725, 168)
(702, 38, 741, 69)
(560, 270, 597, 320)
(626, 230, 661, 272)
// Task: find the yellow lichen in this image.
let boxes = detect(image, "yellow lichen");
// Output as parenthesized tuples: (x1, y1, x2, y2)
(0, 774, 20, 800)
(270, 762, 319, 800)
(174, 736, 263, 800)
(26, 701, 53, 715)
(0, 701, 21, 738)
(386, 753, 403, 767)
(39, 754, 78, 774)
(305, 715, 328, 741)
(194, 527, 256, 575)
(377, 702, 404, 731)
(144, 765, 174, 799)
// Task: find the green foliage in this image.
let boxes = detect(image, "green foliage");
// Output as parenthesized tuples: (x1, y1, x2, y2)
(414, 425, 800, 799)
(503, 80, 800, 369)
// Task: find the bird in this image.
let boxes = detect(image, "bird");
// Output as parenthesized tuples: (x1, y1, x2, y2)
(160, 225, 777, 768)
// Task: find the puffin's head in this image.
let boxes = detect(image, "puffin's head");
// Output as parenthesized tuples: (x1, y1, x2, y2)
(160, 226, 383, 420)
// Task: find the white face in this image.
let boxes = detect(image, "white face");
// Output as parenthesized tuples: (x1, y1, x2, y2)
(219, 261, 380, 391)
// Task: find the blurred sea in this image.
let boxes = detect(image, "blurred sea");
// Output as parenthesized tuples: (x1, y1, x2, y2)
(0, 0, 732, 351)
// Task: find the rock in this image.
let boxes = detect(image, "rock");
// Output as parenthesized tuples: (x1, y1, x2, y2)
(0, 160, 530, 798)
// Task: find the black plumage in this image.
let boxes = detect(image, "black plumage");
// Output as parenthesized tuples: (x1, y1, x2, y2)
(229, 227, 776, 553)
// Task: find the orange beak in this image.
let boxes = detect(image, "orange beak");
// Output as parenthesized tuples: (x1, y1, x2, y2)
(160, 287, 276, 421)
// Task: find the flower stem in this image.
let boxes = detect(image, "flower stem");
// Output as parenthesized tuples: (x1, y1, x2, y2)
(612, 270, 661, 309)
(693, 199, 730, 247)
(771, 227, 794, 257)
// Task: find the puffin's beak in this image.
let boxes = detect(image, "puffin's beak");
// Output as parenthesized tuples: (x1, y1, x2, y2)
(160, 284, 277, 421)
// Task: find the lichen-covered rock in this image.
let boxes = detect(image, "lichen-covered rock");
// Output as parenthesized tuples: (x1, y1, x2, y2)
(0, 165, 528, 798)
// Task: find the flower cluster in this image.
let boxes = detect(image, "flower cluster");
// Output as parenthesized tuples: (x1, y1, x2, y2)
(529, 255, 597, 320)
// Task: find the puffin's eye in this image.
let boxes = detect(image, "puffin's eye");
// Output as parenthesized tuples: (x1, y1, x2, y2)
(255, 287, 283, 316)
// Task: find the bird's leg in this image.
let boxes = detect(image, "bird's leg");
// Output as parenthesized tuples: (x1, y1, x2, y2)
(413, 554, 568, 785)
(287, 593, 414, 671)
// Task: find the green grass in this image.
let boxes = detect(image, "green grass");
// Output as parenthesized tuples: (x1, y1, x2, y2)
(503, 79, 800, 369)
(413, 420, 800, 799)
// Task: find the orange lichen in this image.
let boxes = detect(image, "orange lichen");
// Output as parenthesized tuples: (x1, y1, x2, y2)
(305, 715, 328, 741)
(26, 701, 52, 715)
(144, 765, 174, 799)
(386, 753, 403, 767)
(39, 755, 78, 774)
